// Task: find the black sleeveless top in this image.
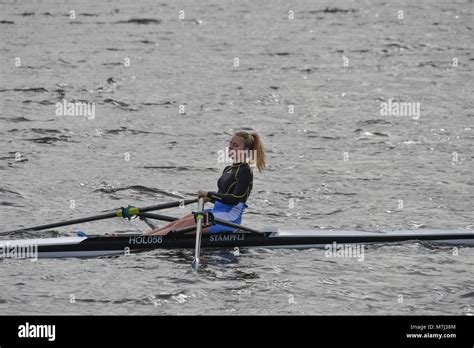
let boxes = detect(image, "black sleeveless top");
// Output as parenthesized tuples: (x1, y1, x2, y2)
(207, 163, 253, 205)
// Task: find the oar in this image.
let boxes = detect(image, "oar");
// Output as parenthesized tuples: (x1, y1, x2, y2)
(0, 199, 197, 235)
(191, 197, 205, 271)
(138, 212, 178, 222)
(139, 213, 178, 230)
(139, 212, 178, 231)
(212, 217, 262, 234)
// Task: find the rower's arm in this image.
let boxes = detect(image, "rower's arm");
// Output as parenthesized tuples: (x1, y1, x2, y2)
(207, 166, 252, 205)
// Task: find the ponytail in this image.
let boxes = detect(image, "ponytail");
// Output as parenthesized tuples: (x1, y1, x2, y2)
(250, 132, 266, 173)
(234, 131, 266, 173)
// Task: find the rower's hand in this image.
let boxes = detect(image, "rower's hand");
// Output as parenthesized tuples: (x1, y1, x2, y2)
(198, 190, 210, 202)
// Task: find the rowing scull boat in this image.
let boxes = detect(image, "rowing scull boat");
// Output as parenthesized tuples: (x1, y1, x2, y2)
(1, 229, 473, 259)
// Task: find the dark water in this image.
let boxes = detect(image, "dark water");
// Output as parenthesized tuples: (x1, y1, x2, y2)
(0, 0, 473, 315)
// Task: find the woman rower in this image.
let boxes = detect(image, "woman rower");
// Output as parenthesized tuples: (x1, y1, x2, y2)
(145, 131, 265, 236)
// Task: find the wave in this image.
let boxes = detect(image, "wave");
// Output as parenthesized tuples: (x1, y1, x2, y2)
(114, 18, 161, 25)
(94, 185, 186, 199)
(103, 98, 140, 111)
(308, 8, 356, 14)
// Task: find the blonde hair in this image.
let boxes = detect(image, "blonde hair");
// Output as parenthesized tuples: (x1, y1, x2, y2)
(234, 131, 266, 173)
